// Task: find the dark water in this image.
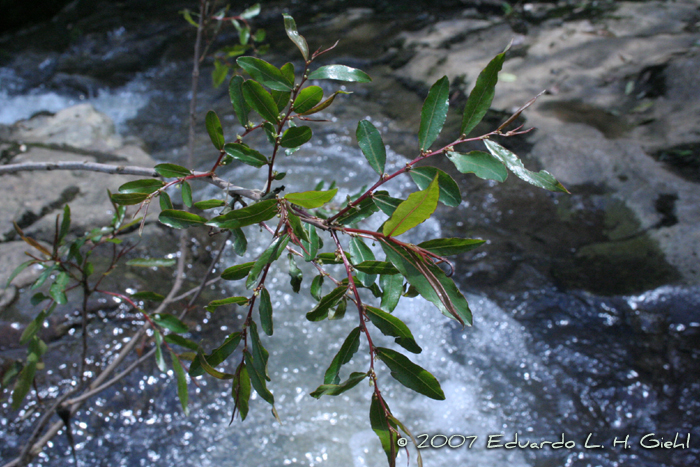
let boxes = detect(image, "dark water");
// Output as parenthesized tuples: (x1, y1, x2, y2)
(1, 2, 699, 466)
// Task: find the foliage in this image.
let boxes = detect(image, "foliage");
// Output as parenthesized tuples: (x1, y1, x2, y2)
(3, 5, 568, 467)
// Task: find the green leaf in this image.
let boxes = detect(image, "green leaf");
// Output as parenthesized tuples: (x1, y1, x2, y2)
(180, 8, 199, 27)
(231, 228, 247, 256)
(297, 90, 350, 116)
(249, 321, 270, 381)
(287, 211, 310, 243)
(383, 176, 439, 237)
(205, 296, 248, 313)
(461, 51, 506, 136)
(372, 192, 403, 216)
(20, 310, 48, 345)
(152, 313, 188, 334)
(206, 199, 278, 230)
(417, 238, 485, 256)
(49, 271, 70, 305)
(282, 14, 309, 61)
(189, 332, 241, 377)
(315, 252, 351, 264)
(337, 197, 378, 225)
(419, 76, 450, 151)
(242, 79, 280, 123)
(310, 274, 324, 301)
(353, 261, 400, 275)
(380, 274, 403, 312)
(329, 297, 347, 320)
(11, 358, 37, 410)
(324, 327, 361, 384)
(365, 306, 421, 354)
(237, 57, 293, 92)
(6, 260, 33, 288)
(212, 59, 229, 88)
(154, 163, 191, 179)
(30, 293, 49, 306)
(170, 350, 189, 415)
(205, 110, 225, 150)
(288, 254, 303, 293)
(246, 235, 289, 289)
(446, 150, 508, 182)
(301, 224, 319, 261)
(280, 126, 312, 148)
(126, 257, 177, 268)
(263, 121, 277, 143)
(221, 262, 255, 281)
(229, 75, 251, 128)
(193, 199, 226, 210)
(306, 286, 347, 321)
(259, 287, 273, 336)
(356, 120, 386, 176)
(131, 291, 165, 302)
(154, 330, 167, 372)
(349, 237, 376, 287)
(375, 347, 445, 400)
(253, 29, 266, 42)
(271, 89, 291, 113)
(164, 334, 200, 351)
(181, 181, 192, 208)
(32, 264, 56, 290)
(410, 166, 461, 207)
(381, 240, 472, 326)
(370, 394, 399, 466)
(118, 179, 164, 194)
(244, 350, 274, 405)
(483, 140, 570, 193)
(240, 3, 260, 20)
(233, 363, 251, 421)
(224, 143, 268, 168)
(159, 209, 208, 229)
(310, 372, 367, 399)
(285, 189, 337, 209)
(59, 205, 71, 243)
(159, 191, 173, 210)
(308, 65, 371, 83)
(192, 352, 234, 379)
(293, 86, 323, 114)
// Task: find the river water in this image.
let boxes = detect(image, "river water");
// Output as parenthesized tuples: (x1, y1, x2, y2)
(1, 5, 699, 467)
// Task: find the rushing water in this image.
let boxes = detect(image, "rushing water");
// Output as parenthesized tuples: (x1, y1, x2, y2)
(2, 24, 700, 467)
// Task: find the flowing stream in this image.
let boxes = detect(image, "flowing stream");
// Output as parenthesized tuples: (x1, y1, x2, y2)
(1, 12, 699, 467)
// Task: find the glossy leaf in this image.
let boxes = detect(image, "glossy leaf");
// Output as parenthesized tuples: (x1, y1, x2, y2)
(118, 179, 164, 194)
(263, 121, 277, 143)
(282, 14, 309, 60)
(206, 199, 278, 230)
(126, 258, 177, 268)
(240, 3, 260, 20)
(164, 334, 200, 351)
(293, 86, 323, 114)
(349, 237, 376, 287)
(221, 262, 255, 281)
(259, 287, 273, 336)
(337, 197, 378, 225)
(285, 188, 337, 209)
(372, 192, 403, 216)
(417, 238, 485, 256)
(231, 228, 248, 256)
(354, 261, 399, 275)
(380, 274, 403, 312)
(418, 75, 450, 151)
(152, 313, 188, 334)
(246, 235, 289, 289)
(306, 286, 347, 321)
(356, 120, 385, 176)
(190, 332, 241, 377)
(229, 75, 251, 128)
(170, 350, 189, 415)
(410, 166, 461, 207)
(375, 347, 445, 400)
(297, 90, 350, 116)
(237, 57, 293, 91)
(287, 211, 310, 243)
(383, 176, 439, 237)
(6, 260, 33, 288)
(49, 271, 70, 305)
(288, 254, 303, 293)
(233, 363, 251, 421)
(249, 322, 270, 381)
(242, 79, 280, 123)
(20, 310, 48, 345)
(205, 296, 249, 313)
(224, 143, 268, 168)
(271, 89, 291, 113)
(308, 65, 371, 83)
(484, 140, 570, 193)
(111, 192, 148, 205)
(315, 252, 352, 264)
(365, 306, 421, 354)
(159, 191, 173, 210)
(280, 126, 312, 148)
(370, 394, 398, 466)
(59, 205, 71, 242)
(310, 372, 367, 399)
(192, 352, 234, 379)
(461, 51, 506, 136)
(11, 358, 37, 410)
(244, 350, 274, 405)
(158, 210, 207, 229)
(155, 163, 191, 178)
(154, 330, 167, 372)
(193, 199, 226, 210)
(310, 274, 324, 301)
(181, 181, 192, 208)
(446, 150, 507, 182)
(301, 224, 319, 261)
(205, 110, 225, 150)
(324, 327, 361, 385)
